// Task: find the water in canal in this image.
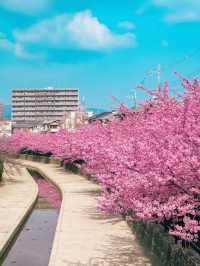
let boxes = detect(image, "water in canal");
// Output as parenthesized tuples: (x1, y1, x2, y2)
(1, 170, 61, 266)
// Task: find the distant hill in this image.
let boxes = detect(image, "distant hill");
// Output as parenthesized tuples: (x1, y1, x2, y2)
(2, 105, 108, 120)
(87, 108, 109, 114)
(3, 105, 11, 119)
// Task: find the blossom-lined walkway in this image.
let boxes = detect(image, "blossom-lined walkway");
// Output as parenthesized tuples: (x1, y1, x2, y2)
(19, 159, 152, 266)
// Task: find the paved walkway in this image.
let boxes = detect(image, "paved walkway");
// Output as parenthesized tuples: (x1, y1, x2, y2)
(19, 159, 152, 266)
(0, 162, 38, 258)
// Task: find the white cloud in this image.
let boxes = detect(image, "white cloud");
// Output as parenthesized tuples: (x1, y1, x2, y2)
(0, 37, 13, 52)
(14, 43, 41, 59)
(151, 0, 200, 23)
(0, 35, 40, 59)
(118, 21, 136, 30)
(135, 2, 150, 15)
(161, 39, 168, 48)
(0, 10, 136, 60)
(14, 10, 136, 50)
(0, 0, 49, 15)
(165, 11, 199, 23)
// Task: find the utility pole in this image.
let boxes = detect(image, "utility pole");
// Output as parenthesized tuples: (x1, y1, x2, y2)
(80, 96, 86, 112)
(128, 90, 137, 109)
(63, 111, 67, 130)
(157, 64, 161, 92)
(133, 90, 137, 109)
(172, 87, 178, 99)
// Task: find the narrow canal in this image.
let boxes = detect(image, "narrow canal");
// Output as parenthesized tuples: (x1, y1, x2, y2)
(1, 170, 61, 266)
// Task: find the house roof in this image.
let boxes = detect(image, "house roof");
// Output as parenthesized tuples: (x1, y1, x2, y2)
(13, 123, 36, 129)
(88, 111, 114, 121)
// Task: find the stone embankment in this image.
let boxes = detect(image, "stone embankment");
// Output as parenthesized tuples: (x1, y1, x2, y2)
(0, 163, 37, 259)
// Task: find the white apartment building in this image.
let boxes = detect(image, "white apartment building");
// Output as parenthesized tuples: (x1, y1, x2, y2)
(12, 87, 79, 125)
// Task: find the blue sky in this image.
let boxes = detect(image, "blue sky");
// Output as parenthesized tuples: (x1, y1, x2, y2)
(1, 0, 200, 108)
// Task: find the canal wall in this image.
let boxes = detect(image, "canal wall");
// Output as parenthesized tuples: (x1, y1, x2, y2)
(0, 159, 3, 182)
(131, 221, 200, 266)
(0, 163, 38, 261)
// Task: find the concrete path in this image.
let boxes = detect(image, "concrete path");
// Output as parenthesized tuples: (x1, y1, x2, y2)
(0, 163, 38, 258)
(19, 159, 152, 266)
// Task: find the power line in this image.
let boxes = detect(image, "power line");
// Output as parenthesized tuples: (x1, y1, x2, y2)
(134, 46, 200, 90)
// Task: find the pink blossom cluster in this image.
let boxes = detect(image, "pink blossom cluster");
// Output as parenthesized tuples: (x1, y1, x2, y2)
(32, 175, 61, 209)
(3, 76, 200, 242)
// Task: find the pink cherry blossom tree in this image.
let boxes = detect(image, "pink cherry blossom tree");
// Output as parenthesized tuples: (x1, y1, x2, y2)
(2, 76, 200, 244)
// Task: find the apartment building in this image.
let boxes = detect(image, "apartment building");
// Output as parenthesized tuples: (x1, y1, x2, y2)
(12, 87, 79, 125)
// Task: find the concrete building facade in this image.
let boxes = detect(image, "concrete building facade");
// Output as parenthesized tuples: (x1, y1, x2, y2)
(0, 120, 12, 136)
(12, 87, 79, 125)
(0, 103, 4, 120)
